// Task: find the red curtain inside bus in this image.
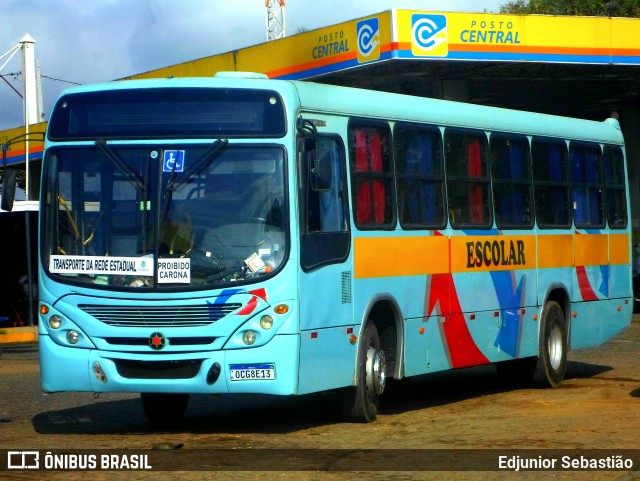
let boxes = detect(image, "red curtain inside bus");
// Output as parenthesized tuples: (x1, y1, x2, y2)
(468, 138, 484, 223)
(354, 127, 386, 225)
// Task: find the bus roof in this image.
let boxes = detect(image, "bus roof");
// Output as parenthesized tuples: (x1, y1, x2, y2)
(51, 75, 624, 146)
(289, 80, 625, 146)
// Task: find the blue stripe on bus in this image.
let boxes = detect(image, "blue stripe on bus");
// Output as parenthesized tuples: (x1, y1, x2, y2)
(598, 265, 610, 297)
(214, 288, 242, 304)
(491, 270, 527, 358)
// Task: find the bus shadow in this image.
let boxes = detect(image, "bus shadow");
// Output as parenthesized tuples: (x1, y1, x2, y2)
(565, 360, 612, 380)
(380, 360, 613, 415)
(32, 391, 341, 436)
(32, 360, 613, 436)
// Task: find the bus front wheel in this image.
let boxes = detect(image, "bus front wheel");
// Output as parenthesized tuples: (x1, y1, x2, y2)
(140, 393, 189, 425)
(340, 323, 386, 423)
(532, 301, 567, 388)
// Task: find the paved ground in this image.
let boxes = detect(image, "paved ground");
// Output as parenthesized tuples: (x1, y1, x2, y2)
(0, 317, 639, 481)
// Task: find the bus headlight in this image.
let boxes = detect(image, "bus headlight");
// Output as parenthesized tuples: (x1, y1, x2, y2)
(67, 330, 80, 344)
(260, 315, 274, 330)
(242, 330, 257, 345)
(223, 303, 294, 350)
(48, 315, 62, 330)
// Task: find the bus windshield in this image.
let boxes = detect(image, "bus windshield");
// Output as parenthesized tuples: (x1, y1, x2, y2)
(42, 142, 287, 290)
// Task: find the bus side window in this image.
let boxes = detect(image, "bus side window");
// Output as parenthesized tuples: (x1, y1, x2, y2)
(444, 129, 491, 229)
(299, 135, 351, 271)
(468, 138, 484, 223)
(349, 123, 394, 229)
(532, 139, 570, 228)
(603, 146, 628, 228)
(306, 139, 347, 233)
(394, 125, 445, 229)
(490, 135, 533, 229)
(354, 128, 373, 224)
(570, 142, 604, 228)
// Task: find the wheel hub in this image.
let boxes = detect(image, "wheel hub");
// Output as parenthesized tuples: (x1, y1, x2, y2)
(366, 346, 386, 395)
(548, 324, 563, 370)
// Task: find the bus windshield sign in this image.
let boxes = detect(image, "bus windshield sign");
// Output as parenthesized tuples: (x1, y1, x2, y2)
(47, 88, 286, 140)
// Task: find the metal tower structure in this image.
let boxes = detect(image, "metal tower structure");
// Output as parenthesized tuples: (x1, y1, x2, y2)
(0, 33, 43, 201)
(0, 33, 43, 125)
(266, 0, 286, 41)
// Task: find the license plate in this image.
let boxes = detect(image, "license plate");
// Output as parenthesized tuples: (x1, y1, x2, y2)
(229, 364, 275, 381)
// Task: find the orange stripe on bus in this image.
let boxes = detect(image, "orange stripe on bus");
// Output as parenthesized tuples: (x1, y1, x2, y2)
(537, 234, 573, 268)
(574, 233, 608, 266)
(355, 233, 629, 279)
(610, 233, 630, 265)
(354, 236, 449, 278)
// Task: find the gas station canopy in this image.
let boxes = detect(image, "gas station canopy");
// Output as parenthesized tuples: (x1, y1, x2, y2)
(125, 9, 640, 120)
(3, 9, 640, 165)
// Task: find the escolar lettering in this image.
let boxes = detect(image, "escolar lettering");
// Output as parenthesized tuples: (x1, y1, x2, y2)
(466, 239, 526, 268)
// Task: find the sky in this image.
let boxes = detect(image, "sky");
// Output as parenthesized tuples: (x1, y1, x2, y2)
(0, 0, 504, 131)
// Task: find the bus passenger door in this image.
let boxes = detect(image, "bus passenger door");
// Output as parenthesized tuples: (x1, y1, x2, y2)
(297, 134, 354, 395)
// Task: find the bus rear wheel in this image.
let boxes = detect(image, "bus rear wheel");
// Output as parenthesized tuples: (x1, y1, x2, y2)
(140, 393, 189, 425)
(340, 323, 386, 423)
(531, 301, 567, 388)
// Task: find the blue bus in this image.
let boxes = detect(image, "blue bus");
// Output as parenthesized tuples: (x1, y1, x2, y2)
(29, 73, 631, 423)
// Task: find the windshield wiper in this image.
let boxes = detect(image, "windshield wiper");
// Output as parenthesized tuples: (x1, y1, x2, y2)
(161, 139, 228, 223)
(167, 138, 228, 192)
(95, 139, 146, 192)
(206, 268, 233, 284)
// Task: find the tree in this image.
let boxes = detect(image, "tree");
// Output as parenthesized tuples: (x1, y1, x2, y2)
(499, 0, 640, 16)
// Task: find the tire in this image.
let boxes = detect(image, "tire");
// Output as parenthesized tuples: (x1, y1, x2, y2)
(340, 323, 387, 423)
(531, 301, 567, 388)
(140, 393, 189, 425)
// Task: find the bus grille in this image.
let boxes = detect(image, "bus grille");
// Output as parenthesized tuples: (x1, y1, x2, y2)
(113, 359, 203, 379)
(103, 336, 216, 346)
(79, 304, 241, 327)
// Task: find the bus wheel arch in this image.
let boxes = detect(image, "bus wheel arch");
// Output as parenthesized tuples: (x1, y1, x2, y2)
(365, 298, 402, 380)
(340, 298, 402, 422)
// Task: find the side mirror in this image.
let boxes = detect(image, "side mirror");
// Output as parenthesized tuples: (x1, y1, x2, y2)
(1, 168, 17, 212)
(310, 149, 332, 192)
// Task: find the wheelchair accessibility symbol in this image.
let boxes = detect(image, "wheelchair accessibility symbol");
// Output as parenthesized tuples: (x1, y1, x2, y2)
(163, 150, 185, 173)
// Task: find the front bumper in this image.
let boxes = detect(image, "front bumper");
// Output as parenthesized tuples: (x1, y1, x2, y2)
(39, 332, 300, 395)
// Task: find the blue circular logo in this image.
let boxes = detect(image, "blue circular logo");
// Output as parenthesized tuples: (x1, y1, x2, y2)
(357, 18, 380, 59)
(412, 15, 447, 51)
(358, 24, 376, 56)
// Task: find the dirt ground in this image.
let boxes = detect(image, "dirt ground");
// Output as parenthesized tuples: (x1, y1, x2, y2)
(1, 317, 639, 481)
